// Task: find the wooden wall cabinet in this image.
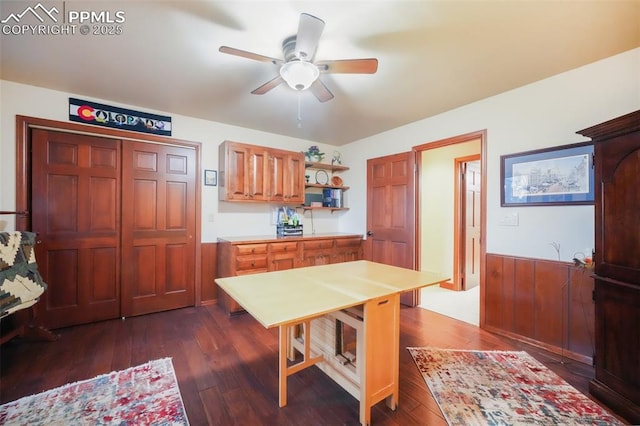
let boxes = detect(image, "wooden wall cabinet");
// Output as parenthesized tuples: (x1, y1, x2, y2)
(577, 110, 640, 424)
(219, 141, 304, 204)
(270, 149, 305, 204)
(217, 235, 363, 314)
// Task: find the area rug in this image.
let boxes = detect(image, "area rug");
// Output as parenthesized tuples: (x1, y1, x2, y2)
(0, 357, 189, 425)
(407, 347, 622, 426)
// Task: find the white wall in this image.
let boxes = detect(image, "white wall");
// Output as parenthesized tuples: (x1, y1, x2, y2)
(340, 48, 640, 262)
(0, 80, 340, 241)
(421, 140, 480, 277)
(2, 48, 638, 258)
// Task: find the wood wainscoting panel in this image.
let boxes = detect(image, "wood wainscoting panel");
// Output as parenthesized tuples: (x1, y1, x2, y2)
(485, 254, 504, 328)
(534, 260, 566, 348)
(200, 242, 218, 305)
(567, 267, 596, 358)
(513, 258, 535, 339)
(485, 253, 595, 364)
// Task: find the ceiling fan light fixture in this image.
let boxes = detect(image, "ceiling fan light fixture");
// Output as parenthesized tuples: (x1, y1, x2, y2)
(279, 60, 319, 91)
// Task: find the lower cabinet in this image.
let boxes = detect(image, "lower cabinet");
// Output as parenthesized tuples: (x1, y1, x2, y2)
(301, 239, 335, 266)
(217, 235, 363, 314)
(270, 241, 300, 271)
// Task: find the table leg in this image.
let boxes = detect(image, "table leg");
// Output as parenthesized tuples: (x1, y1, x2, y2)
(279, 324, 288, 407)
(278, 321, 324, 408)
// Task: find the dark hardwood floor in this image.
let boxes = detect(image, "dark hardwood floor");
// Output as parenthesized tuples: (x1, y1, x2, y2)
(0, 304, 624, 425)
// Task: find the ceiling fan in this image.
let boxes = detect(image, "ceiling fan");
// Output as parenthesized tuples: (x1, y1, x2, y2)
(219, 13, 378, 103)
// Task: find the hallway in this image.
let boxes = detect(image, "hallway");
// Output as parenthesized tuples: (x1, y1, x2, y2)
(420, 285, 479, 326)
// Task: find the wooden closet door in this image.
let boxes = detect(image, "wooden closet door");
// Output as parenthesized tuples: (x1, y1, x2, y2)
(31, 129, 121, 329)
(121, 142, 196, 317)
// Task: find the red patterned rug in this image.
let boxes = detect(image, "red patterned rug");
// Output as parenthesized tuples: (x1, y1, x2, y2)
(0, 358, 189, 425)
(408, 347, 622, 425)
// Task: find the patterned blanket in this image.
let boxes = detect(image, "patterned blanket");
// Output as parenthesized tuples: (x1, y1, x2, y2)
(0, 231, 47, 317)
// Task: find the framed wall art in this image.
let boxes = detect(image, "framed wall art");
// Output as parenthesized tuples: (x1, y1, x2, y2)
(501, 142, 594, 206)
(204, 169, 217, 186)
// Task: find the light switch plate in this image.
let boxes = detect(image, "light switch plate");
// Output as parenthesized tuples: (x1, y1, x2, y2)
(499, 212, 519, 226)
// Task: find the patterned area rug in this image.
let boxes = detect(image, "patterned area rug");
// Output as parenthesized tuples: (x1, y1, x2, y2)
(408, 347, 622, 426)
(0, 358, 189, 425)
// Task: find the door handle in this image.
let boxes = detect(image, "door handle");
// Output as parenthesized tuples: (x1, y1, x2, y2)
(366, 231, 373, 236)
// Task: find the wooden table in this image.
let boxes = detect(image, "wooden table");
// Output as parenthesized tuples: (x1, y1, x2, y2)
(215, 260, 448, 425)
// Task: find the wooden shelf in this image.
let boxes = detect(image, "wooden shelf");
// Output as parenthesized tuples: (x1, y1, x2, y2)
(301, 206, 349, 212)
(305, 162, 349, 172)
(305, 183, 350, 191)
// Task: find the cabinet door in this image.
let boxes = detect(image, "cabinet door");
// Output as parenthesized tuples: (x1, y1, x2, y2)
(270, 150, 287, 202)
(270, 150, 305, 203)
(221, 142, 250, 200)
(219, 142, 268, 201)
(270, 241, 300, 271)
(302, 239, 334, 266)
(286, 152, 306, 203)
(333, 238, 363, 263)
(595, 134, 640, 284)
(248, 147, 269, 201)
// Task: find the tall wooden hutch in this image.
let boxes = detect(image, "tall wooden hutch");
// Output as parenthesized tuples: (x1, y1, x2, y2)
(577, 110, 640, 424)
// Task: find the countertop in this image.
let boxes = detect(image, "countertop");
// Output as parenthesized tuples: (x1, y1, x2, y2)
(217, 233, 363, 244)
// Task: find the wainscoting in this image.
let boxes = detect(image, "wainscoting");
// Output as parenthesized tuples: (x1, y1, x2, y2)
(485, 254, 595, 364)
(200, 242, 218, 305)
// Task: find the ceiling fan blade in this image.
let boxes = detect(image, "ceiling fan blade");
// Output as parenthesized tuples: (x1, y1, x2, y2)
(316, 58, 378, 74)
(310, 79, 334, 103)
(295, 13, 325, 60)
(219, 46, 283, 65)
(251, 75, 285, 95)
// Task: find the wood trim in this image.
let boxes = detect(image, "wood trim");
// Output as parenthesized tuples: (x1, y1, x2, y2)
(453, 154, 481, 291)
(479, 131, 487, 328)
(15, 118, 30, 230)
(14, 115, 203, 305)
(413, 129, 487, 152)
(412, 129, 487, 325)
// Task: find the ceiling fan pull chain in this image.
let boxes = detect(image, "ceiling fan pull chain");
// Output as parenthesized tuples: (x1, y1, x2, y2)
(297, 91, 303, 128)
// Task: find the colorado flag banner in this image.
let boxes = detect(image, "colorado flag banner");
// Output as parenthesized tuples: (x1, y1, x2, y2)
(69, 98, 172, 136)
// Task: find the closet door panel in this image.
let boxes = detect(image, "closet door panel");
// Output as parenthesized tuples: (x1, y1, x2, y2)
(121, 142, 196, 317)
(32, 129, 121, 329)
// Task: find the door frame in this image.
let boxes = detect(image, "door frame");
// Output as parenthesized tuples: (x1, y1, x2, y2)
(454, 155, 481, 291)
(14, 115, 203, 304)
(413, 130, 487, 326)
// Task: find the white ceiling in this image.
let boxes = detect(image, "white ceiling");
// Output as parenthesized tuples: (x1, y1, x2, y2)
(1, 1, 638, 145)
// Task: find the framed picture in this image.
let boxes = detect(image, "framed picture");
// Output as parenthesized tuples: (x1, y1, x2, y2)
(204, 169, 217, 186)
(501, 142, 594, 206)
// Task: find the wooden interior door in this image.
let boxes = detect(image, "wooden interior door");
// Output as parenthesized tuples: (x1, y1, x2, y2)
(121, 142, 196, 317)
(31, 129, 121, 329)
(462, 159, 481, 290)
(366, 152, 417, 305)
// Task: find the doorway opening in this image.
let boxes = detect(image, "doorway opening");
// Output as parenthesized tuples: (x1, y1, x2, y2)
(414, 131, 486, 326)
